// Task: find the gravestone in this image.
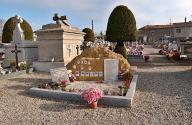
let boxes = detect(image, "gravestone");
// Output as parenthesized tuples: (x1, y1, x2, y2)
(104, 59, 119, 81)
(67, 47, 130, 81)
(168, 41, 178, 51)
(71, 58, 103, 81)
(33, 13, 85, 72)
(11, 44, 21, 70)
(3, 15, 38, 67)
(12, 15, 24, 43)
(50, 67, 69, 83)
(180, 40, 192, 59)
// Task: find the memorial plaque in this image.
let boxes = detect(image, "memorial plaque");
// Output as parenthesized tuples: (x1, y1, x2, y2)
(90, 72, 94, 77)
(85, 72, 89, 77)
(71, 58, 104, 81)
(75, 71, 79, 76)
(50, 67, 70, 83)
(99, 72, 103, 77)
(104, 59, 119, 81)
(81, 71, 85, 76)
(94, 72, 98, 77)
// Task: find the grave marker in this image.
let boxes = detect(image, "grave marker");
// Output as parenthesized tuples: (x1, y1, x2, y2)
(50, 67, 69, 83)
(11, 44, 21, 70)
(104, 59, 119, 81)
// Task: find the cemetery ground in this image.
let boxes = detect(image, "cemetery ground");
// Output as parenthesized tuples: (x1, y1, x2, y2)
(0, 45, 192, 125)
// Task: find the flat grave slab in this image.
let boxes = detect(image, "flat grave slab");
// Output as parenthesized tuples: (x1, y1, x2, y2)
(127, 55, 144, 63)
(29, 75, 138, 107)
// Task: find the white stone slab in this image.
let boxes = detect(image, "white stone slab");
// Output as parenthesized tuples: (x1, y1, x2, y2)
(29, 75, 138, 107)
(50, 67, 69, 83)
(104, 59, 119, 81)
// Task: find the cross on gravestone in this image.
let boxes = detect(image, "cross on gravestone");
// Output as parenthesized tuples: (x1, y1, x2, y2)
(53, 13, 70, 26)
(76, 45, 79, 55)
(11, 44, 21, 70)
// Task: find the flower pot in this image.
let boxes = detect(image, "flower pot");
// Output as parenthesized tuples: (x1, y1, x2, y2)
(89, 101, 97, 109)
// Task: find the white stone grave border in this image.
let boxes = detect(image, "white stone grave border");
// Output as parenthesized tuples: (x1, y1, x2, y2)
(29, 75, 138, 107)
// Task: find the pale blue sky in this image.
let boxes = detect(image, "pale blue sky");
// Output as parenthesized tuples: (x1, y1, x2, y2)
(0, 0, 192, 33)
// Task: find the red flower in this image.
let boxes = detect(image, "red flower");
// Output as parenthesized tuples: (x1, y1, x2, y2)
(124, 79, 130, 87)
(61, 80, 68, 86)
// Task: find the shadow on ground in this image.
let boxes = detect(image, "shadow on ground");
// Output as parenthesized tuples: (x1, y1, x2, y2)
(8, 78, 51, 84)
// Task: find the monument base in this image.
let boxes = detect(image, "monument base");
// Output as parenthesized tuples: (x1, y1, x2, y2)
(3, 41, 38, 68)
(33, 61, 65, 72)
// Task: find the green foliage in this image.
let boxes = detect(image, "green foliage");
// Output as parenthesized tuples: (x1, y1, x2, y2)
(19, 63, 27, 70)
(106, 5, 137, 42)
(2, 17, 33, 43)
(82, 28, 95, 42)
(10, 61, 16, 67)
(114, 43, 127, 58)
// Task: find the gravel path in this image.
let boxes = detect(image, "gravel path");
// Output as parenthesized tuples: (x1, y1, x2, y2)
(0, 46, 192, 125)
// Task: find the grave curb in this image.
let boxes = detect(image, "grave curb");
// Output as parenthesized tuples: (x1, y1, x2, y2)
(29, 75, 138, 107)
(127, 55, 145, 63)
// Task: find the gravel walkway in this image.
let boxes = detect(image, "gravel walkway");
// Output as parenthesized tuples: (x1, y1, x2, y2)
(0, 46, 192, 125)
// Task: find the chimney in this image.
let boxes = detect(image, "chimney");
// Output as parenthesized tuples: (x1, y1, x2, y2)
(91, 20, 94, 31)
(185, 17, 187, 23)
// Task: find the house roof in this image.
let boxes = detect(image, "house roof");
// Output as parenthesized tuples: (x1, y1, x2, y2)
(173, 22, 192, 28)
(139, 25, 173, 30)
(139, 21, 192, 30)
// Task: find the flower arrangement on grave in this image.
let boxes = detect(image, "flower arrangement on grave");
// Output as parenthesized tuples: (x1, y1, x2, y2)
(68, 70, 76, 82)
(38, 80, 70, 91)
(10, 61, 16, 72)
(166, 50, 180, 61)
(18, 61, 27, 69)
(118, 71, 123, 80)
(118, 71, 133, 96)
(118, 85, 125, 96)
(127, 46, 143, 56)
(81, 88, 103, 109)
(59, 80, 70, 91)
(143, 55, 150, 62)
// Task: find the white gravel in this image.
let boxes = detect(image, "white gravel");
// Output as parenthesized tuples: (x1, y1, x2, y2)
(0, 46, 192, 125)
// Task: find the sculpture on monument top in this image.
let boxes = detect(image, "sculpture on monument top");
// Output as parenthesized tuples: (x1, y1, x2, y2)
(12, 15, 24, 44)
(53, 13, 70, 26)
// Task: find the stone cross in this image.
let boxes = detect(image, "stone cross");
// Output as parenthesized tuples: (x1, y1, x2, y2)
(11, 44, 21, 70)
(76, 45, 79, 55)
(13, 15, 24, 43)
(53, 13, 70, 26)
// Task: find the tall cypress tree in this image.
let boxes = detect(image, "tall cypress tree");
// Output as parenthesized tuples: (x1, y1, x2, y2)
(106, 5, 137, 58)
(82, 28, 95, 42)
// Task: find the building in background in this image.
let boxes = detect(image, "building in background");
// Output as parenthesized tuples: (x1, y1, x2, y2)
(138, 21, 192, 44)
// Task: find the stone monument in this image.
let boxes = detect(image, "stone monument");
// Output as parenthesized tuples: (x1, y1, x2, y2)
(12, 15, 24, 43)
(179, 39, 192, 59)
(3, 15, 38, 68)
(104, 59, 119, 81)
(33, 13, 85, 72)
(66, 47, 130, 81)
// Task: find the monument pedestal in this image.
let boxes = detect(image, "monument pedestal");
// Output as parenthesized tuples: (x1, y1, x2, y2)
(33, 61, 65, 72)
(179, 41, 192, 59)
(3, 41, 38, 68)
(33, 18, 84, 72)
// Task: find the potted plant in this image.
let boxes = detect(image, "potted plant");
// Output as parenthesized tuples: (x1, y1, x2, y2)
(81, 88, 103, 109)
(118, 85, 125, 96)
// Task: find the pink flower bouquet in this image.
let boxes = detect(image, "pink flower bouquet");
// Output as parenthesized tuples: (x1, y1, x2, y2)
(81, 88, 103, 104)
